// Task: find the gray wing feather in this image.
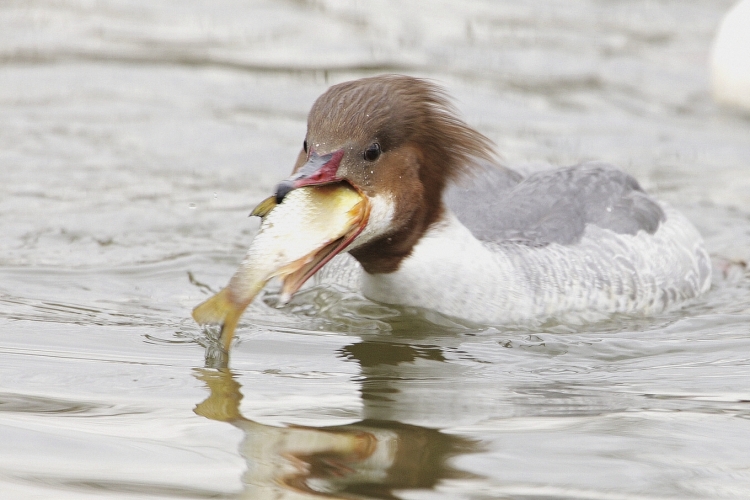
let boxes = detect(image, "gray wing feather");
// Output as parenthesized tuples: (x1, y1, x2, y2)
(445, 161, 665, 246)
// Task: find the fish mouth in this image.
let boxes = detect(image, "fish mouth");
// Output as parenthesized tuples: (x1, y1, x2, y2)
(253, 181, 370, 304)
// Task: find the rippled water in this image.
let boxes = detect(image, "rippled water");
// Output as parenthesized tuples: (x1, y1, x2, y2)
(1, 1, 750, 498)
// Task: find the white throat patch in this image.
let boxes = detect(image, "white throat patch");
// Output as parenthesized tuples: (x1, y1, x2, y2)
(347, 194, 396, 251)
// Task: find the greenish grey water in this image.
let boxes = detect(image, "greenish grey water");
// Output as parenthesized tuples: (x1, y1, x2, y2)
(1, 1, 749, 498)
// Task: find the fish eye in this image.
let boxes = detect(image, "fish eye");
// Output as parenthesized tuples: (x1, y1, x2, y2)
(303, 139, 308, 153)
(363, 142, 381, 162)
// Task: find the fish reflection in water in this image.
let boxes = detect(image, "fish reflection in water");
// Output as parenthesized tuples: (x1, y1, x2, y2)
(194, 345, 477, 499)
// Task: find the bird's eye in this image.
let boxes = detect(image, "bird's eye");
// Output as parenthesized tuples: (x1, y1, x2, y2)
(363, 142, 381, 162)
(303, 140, 308, 153)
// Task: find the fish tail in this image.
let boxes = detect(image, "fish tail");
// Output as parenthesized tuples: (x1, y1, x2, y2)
(192, 287, 235, 325)
(192, 288, 244, 352)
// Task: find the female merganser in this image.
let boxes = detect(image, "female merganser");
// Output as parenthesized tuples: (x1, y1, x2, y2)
(194, 75, 710, 342)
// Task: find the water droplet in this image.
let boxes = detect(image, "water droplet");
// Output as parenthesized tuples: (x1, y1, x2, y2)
(189, 203, 196, 209)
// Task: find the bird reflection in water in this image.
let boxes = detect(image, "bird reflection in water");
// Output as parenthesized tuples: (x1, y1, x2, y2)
(194, 341, 478, 499)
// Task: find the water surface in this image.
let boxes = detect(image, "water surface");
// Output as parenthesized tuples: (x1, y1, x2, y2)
(1, 1, 750, 498)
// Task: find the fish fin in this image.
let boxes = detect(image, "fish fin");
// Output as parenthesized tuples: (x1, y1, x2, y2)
(250, 196, 277, 218)
(192, 287, 235, 324)
(192, 288, 243, 352)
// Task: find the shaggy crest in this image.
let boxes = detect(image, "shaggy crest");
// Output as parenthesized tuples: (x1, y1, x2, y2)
(307, 75, 497, 182)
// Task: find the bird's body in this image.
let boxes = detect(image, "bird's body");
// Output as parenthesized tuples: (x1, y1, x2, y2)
(711, 0, 750, 112)
(317, 162, 710, 324)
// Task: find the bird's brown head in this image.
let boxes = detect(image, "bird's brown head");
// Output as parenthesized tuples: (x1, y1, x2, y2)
(275, 75, 497, 273)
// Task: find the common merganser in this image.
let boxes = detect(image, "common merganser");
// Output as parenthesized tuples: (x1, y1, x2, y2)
(194, 75, 711, 342)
